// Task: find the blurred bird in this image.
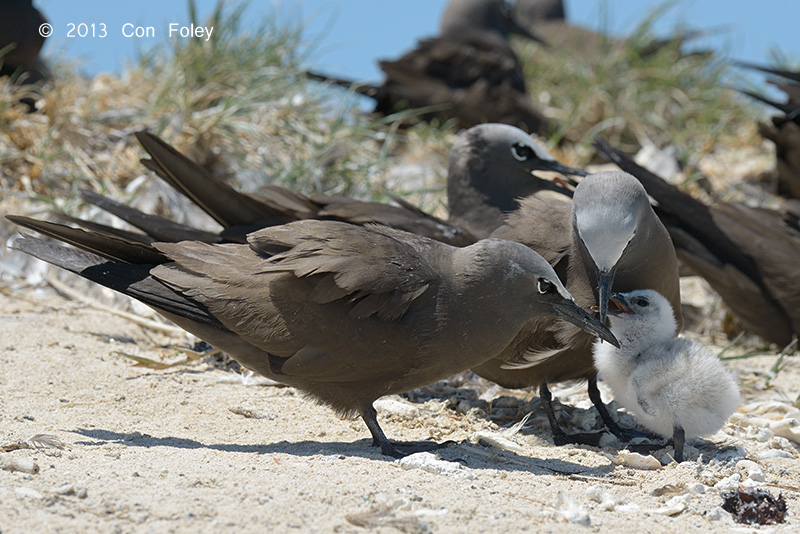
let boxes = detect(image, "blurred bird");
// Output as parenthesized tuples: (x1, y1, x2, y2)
(0, 0, 50, 109)
(307, 0, 552, 134)
(735, 61, 800, 199)
(9, 216, 616, 458)
(594, 137, 800, 346)
(472, 171, 683, 445)
(594, 289, 739, 462)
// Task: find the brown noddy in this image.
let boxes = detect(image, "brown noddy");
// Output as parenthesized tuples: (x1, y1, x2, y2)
(439, 0, 546, 41)
(594, 138, 800, 346)
(471, 170, 683, 445)
(67, 124, 584, 247)
(734, 61, 800, 199)
(594, 290, 739, 462)
(0, 0, 50, 109)
(306, 0, 552, 134)
(8, 216, 617, 458)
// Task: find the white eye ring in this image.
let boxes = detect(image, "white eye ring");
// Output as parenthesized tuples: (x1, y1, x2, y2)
(512, 143, 533, 161)
(537, 278, 553, 294)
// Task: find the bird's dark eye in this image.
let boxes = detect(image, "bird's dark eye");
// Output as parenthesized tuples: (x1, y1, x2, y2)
(636, 298, 649, 307)
(512, 143, 534, 161)
(537, 277, 553, 294)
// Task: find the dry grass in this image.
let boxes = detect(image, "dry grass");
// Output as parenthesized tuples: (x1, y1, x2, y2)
(0, 1, 456, 221)
(0, 2, 777, 219)
(518, 3, 766, 182)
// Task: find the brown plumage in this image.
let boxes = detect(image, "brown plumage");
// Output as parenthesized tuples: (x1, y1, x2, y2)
(735, 61, 800, 200)
(594, 138, 800, 346)
(10, 216, 615, 457)
(307, 0, 551, 134)
(69, 125, 584, 247)
(0, 0, 50, 110)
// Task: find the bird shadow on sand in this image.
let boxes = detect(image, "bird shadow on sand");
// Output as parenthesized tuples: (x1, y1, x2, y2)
(69, 427, 613, 476)
(401, 378, 742, 465)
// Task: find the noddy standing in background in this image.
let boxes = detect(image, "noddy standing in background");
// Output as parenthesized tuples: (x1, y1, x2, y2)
(307, 0, 552, 134)
(735, 61, 800, 200)
(9, 216, 617, 458)
(60, 124, 585, 247)
(0, 0, 50, 109)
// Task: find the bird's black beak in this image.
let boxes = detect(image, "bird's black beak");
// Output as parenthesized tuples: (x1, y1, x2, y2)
(529, 160, 587, 198)
(536, 159, 589, 178)
(551, 299, 619, 347)
(596, 266, 618, 325)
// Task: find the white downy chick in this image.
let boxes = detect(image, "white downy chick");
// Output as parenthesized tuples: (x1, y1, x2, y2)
(593, 289, 740, 462)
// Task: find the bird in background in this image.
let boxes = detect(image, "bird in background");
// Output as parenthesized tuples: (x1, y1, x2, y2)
(593, 289, 740, 462)
(735, 61, 800, 200)
(9, 215, 616, 458)
(0, 0, 50, 110)
(471, 170, 683, 446)
(307, 0, 552, 135)
(594, 137, 800, 347)
(54, 124, 584, 249)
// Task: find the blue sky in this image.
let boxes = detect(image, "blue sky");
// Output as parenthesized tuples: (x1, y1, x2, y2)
(36, 0, 799, 82)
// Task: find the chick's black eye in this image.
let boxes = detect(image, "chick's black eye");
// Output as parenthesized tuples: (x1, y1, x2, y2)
(512, 143, 534, 161)
(636, 298, 649, 307)
(537, 277, 553, 294)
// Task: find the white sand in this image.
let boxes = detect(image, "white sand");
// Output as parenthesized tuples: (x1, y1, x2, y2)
(1, 288, 798, 533)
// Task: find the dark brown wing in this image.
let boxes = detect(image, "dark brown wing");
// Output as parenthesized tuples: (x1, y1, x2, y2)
(245, 221, 439, 321)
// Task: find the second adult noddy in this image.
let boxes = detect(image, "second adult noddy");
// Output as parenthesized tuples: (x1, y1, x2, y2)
(472, 171, 682, 444)
(10, 216, 617, 458)
(594, 138, 800, 346)
(69, 124, 584, 246)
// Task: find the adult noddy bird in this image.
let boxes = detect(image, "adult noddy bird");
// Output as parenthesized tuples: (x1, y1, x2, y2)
(734, 61, 800, 199)
(471, 170, 683, 445)
(594, 138, 800, 346)
(63, 124, 584, 247)
(0, 0, 50, 109)
(594, 290, 740, 462)
(307, 0, 552, 135)
(9, 216, 617, 458)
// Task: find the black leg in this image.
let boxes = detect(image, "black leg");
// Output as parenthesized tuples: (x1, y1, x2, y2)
(672, 425, 685, 463)
(361, 404, 450, 458)
(587, 377, 658, 441)
(540, 381, 603, 447)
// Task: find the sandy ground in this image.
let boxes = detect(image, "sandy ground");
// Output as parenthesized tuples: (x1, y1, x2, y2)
(0, 281, 798, 534)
